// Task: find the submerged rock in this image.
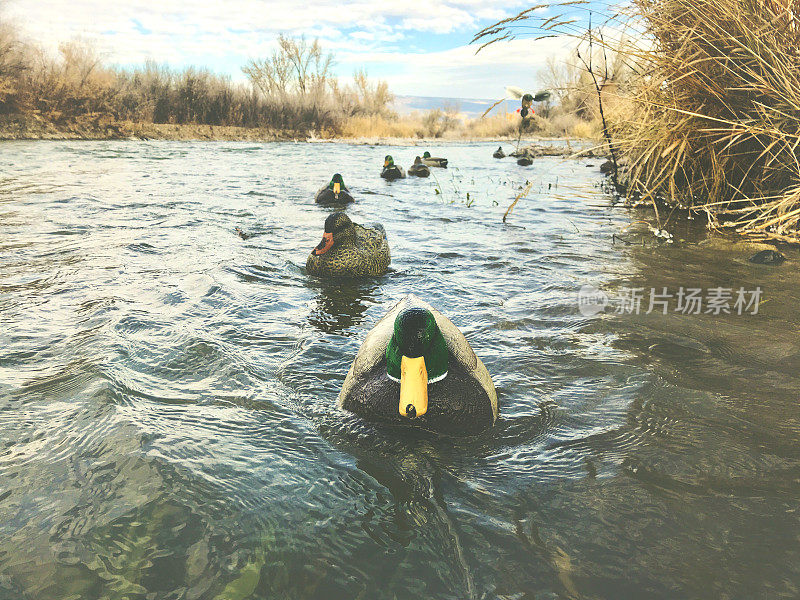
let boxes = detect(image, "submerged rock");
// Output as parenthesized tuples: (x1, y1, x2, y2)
(749, 249, 786, 265)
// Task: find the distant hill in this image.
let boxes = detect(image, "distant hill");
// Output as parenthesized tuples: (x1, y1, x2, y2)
(392, 95, 511, 119)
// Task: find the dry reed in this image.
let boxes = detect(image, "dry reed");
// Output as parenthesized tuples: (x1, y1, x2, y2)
(476, 0, 800, 242)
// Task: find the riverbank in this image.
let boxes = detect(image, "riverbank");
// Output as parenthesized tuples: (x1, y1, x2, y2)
(0, 114, 296, 142)
(0, 115, 597, 149)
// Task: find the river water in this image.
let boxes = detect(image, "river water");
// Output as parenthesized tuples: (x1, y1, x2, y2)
(1, 140, 799, 599)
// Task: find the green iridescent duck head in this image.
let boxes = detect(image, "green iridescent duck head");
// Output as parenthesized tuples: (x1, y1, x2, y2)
(385, 307, 449, 419)
(328, 173, 346, 194)
(383, 155, 395, 168)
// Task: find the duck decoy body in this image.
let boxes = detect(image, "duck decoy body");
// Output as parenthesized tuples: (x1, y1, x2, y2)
(421, 151, 448, 168)
(315, 173, 354, 204)
(381, 155, 406, 180)
(493, 146, 506, 159)
(306, 212, 390, 277)
(407, 156, 431, 177)
(339, 294, 498, 435)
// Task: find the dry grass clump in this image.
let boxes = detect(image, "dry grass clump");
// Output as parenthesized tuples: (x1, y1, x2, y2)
(461, 114, 520, 138)
(476, 0, 800, 241)
(338, 108, 524, 140)
(618, 0, 800, 241)
(338, 114, 421, 138)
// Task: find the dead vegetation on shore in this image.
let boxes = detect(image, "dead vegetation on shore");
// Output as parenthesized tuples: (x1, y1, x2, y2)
(477, 0, 800, 243)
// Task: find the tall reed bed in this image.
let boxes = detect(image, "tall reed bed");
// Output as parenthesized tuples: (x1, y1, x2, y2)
(476, 0, 800, 242)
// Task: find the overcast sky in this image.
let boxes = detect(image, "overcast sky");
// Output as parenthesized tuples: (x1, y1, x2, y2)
(1, 0, 599, 99)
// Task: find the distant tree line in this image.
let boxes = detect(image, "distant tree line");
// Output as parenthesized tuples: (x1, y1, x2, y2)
(0, 24, 395, 132)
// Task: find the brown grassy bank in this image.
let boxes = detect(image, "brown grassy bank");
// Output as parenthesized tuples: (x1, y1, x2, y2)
(0, 113, 593, 143)
(0, 114, 298, 141)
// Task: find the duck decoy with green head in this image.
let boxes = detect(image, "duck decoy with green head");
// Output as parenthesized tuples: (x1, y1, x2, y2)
(315, 173, 354, 204)
(306, 212, 390, 278)
(493, 146, 505, 159)
(407, 156, 431, 178)
(339, 294, 497, 435)
(381, 155, 406, 180)
(421, 151, 448, 168)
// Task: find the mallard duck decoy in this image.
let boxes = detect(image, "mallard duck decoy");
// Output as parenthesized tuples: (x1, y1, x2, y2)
(421, 151, 448, 168)
(315, 173, 354, 204)
(381, 155, 406, 180)
(306, 212, 390, 277)
(493, 146, 505, 159)
(339, 294, 498, 435)
(407, 156, 431, 178)
(517, 155, 533, 166)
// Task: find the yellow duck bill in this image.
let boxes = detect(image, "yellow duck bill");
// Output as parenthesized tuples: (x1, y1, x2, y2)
(399, 355, 428, 418)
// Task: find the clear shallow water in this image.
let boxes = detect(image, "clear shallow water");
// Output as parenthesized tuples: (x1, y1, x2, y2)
(1, 140, 799, 600)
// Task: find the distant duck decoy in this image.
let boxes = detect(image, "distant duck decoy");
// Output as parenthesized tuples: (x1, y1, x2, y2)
(749, 249, 786, 265)
(381, 155, 406, 180)
(235, 227, 251, 240)
(517, 155, 533, 166)
(306, 212, 390, 278)
(407, 156, 431, 177)
(421, 151, 448, 168)
(338, 294, 498, 435)
(493, 146, 506, 159)
(315, 173, 354, 204)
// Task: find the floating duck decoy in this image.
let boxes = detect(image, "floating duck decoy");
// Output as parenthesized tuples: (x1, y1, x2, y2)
(306, 212, 390, 277)
(234, 227, 251, 240)
(517, 155, 533, 166)
(493, 146, 506, 159)
(749, 249, 786, 265)
(338, 294, 498, 435)
(381, 155, 406, 180)
(421, 151, 448, 168)
(315, 173, 354, 204)
(407, 156, 431, 178)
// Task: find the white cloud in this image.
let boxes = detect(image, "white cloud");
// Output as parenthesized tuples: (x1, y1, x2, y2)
(345, 37, 576, 99)
(1, 0, 571, 97)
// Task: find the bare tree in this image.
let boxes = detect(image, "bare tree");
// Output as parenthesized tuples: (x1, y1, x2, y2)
(243, 35, 333, 100)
